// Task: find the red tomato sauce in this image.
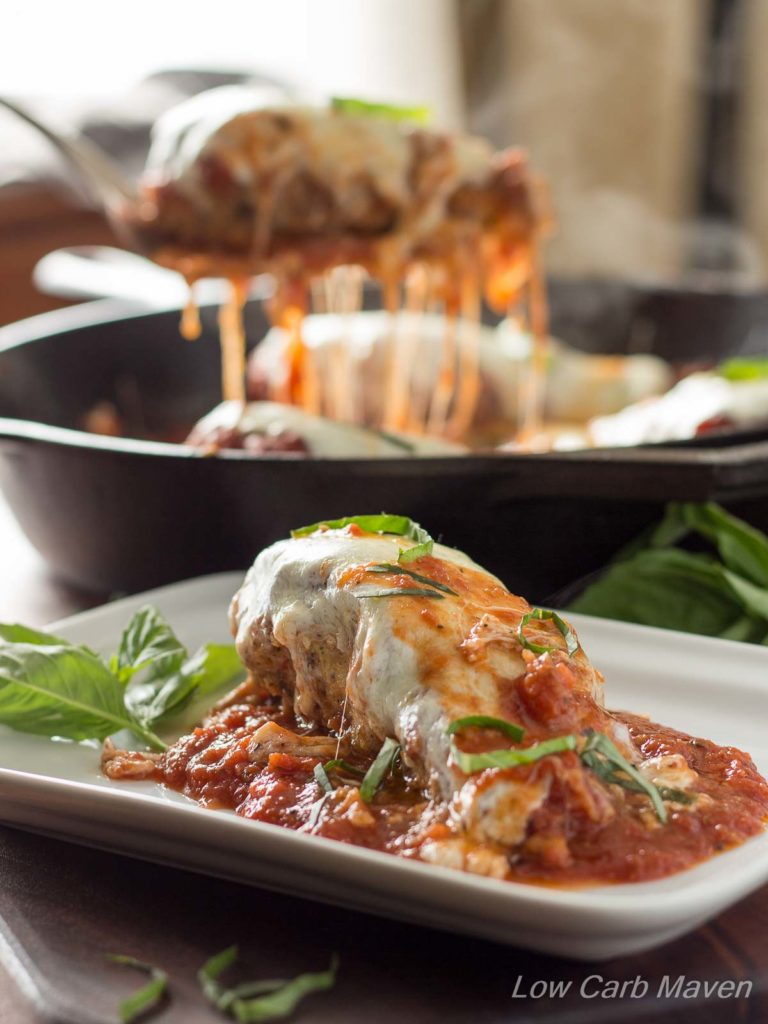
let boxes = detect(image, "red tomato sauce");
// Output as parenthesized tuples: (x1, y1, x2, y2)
(149, 699, 768, 886)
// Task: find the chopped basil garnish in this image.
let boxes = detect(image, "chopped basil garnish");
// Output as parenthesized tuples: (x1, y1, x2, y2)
(719, 356, 768, 382)
(518, 608, 580, 657)
(307, 793, 330, 829)
(198, 945, 338, 1022)
(398, 539, 433, 564)
(450, 735, 577, 773)
(360, 737, 401, 802)
(323, 758, 364, 778)
(447, 715, 525, 742)
(580, 730, 668, 824)
(585, 762, 693, 807)
(331, 96, 430, 124)
(368, 563, 457, 595)
(291, 514, 434, 564)
(658, 786, 694, 805)
(313, 762, 333, 794)
(314, 757, 364, 796)
(447, 722, 675, 823)
(108, 954, 168, 1024)
(231, 957, 338, 1022)
(356, 588, 445, 600)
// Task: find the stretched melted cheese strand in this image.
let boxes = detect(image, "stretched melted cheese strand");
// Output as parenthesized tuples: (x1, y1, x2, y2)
(324, 265, 365, 423)
(180, 283, 202, 342)
(218, 279, 249, 404)
(380, 275, 402, 431)
(448, 272, 483, 438)
(381, 265, 429, 432)
(517, 233, 549, 446)
(426, 304, 456, 436)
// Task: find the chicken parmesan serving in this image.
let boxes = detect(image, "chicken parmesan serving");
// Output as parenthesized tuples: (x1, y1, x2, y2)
(126, 90, 549, 438)
(102, 515, 768, 886)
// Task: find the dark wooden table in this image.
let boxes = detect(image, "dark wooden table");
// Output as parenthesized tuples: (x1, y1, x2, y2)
(1, 496, 767, 1024)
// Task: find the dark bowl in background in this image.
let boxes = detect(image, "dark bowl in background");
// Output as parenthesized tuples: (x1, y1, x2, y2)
(2, 297, 768, 603)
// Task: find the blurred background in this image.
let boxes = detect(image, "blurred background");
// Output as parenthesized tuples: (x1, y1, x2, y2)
(1, 0, 765, 323)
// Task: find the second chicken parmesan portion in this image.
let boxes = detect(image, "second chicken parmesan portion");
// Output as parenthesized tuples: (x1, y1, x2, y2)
(132, 91, 544, 311)
(125, 90, 549, 429)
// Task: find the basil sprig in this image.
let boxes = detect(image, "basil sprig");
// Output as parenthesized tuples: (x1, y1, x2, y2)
(569, 502, 768, 646)
(198, 945, 338, 1022)
(518, 608, 580, 657)
(108, 954, 168, 1024)
(291, 513, 434, 564)
(360, 737, 401, 802)
(0, 606, 243, 750)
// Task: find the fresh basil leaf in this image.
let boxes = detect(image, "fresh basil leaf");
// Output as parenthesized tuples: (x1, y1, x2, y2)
(111, 606, 187, 686)
(332, 95, 430, 123)
(719, 614, 768, 644)
(292, 513, 432, 547)
(450, 735, 577, 773)
(128, 643, 244, 729)
(0, 624, 101, 661)
(721, 569, 768, 620)
(107, 954, 168, 1024)
(679, 502, 768, 588)
(0, 624, 72, 646)
(570, 548, 747, 637)
(293, 514, 436, 568)
(645, 503, 690, 551)
(360, 737, 400, 802)
(0, 642, 164, 750)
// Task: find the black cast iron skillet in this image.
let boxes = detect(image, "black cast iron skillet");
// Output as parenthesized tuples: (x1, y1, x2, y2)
(2, 299, 768, 602)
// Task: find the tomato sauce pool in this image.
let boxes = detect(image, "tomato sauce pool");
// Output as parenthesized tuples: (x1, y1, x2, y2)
(148, 698, 768, 887)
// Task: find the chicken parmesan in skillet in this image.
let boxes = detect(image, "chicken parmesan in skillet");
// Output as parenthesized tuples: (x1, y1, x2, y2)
(104, 515, 768, 886)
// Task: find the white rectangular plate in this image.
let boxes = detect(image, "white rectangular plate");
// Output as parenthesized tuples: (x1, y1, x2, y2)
(0, 572, 766, 961)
